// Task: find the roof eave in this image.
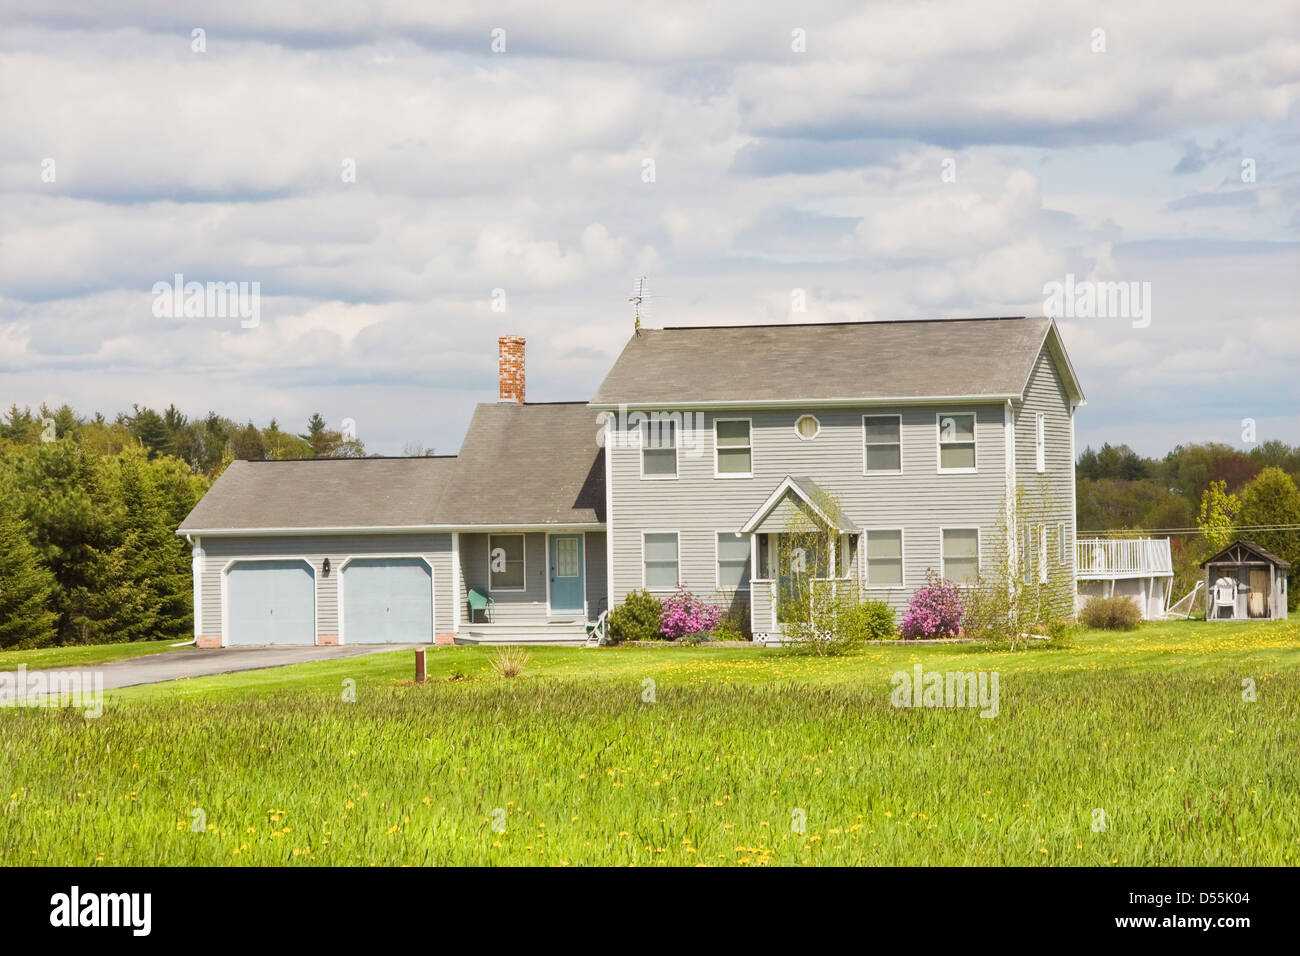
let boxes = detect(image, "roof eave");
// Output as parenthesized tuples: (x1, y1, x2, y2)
(590, 393, 1020, 411)
(176, 522, 606, 537)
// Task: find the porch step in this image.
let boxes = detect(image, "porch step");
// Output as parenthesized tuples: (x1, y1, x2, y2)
(457, 621, 589, 646)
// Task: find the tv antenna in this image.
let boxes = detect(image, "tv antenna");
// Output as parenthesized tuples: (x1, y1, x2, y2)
(630, 276, 649, 333)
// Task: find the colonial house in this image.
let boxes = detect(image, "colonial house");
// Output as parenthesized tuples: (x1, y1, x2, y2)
(178, 315, 1085, 646)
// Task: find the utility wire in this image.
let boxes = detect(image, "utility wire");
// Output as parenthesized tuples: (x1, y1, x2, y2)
(1078, 524, 1300, 536)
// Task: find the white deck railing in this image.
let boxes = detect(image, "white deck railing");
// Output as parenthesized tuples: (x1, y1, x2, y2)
(1076, 537, 1172, 576)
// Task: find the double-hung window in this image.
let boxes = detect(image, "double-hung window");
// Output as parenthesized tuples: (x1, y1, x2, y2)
(641, 418, 678, 478)
(863, 415, 902, 473)
(937, 413, 976, 472)
(643, 532, 680, 590)
(1035, 412, 1046, 473)
(942, 528, 980, 584)
(715, 419, 752, 477)
(716, 534, 752, 590)
(488, 533, 525, 591)
(864, 530, 903, 587)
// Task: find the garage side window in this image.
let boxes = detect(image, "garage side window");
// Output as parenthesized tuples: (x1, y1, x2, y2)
(489, 534, 526, 591)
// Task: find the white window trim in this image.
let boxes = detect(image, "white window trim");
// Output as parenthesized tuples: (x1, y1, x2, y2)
(544, 532, 587, 618)
(861, 527, 906, 590)
(713, 417, 753, 479)
(1038, 525, 1048, 584)
(487, 532, 527, 593)
(638, 418, 680, 481)
(1057, 521, 1067, 565)
(1035, 411, 1046, 473)
(641, 530, 681, 592)
(793, 414, 821, 441)
(1023, 523, 1033, 583)
(939, 527, 981, 586)
(337, 554, 435, 645)
(714, 530, 753, 592)
(935, 412, 978, 474)
(862, 413, 903, 475)
(191, 535, 203, 640)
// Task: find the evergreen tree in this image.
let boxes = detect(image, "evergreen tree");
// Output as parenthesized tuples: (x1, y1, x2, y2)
(299, 412, 333, 456)
(0, 497, 58, 648)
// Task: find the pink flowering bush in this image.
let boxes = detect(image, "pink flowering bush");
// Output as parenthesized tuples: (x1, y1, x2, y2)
(659, 588, 723, 640)
(900, 573, 965, 639)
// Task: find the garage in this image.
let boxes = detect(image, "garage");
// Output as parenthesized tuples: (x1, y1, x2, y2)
(342, 557, 434, 643)
(225, 560, 316, 645)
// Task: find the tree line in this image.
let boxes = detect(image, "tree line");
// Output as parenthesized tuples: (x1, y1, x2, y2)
(2, 404, 1297, 648)
(1077, 440, 1300, 605)
(0, 403, 379, 649)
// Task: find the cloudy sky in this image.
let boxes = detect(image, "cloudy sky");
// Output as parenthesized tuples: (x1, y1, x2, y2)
(1, 1, 1297, 457)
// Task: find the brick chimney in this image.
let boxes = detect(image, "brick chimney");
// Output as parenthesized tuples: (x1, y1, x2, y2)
(498, 335, 525, 404)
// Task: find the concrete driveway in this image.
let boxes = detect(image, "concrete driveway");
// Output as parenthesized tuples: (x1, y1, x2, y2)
(8, 644, 426, 692)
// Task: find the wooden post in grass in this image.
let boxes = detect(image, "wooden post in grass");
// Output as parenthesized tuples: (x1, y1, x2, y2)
(415, 648, 427, 683)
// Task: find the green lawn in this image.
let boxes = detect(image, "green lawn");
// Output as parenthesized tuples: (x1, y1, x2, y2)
(0, 639, 181, 671)
(1, 620, 1296, 866)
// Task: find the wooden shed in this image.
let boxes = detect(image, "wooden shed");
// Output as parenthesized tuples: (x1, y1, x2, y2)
(1201, 540, 1290, 621)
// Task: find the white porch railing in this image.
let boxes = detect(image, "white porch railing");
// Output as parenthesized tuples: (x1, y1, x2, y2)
(749, 577, 858, 638)
(1076, 537, 1172, 577)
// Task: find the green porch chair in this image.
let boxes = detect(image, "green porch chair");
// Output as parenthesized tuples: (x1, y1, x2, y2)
(467, 587, 495, 623)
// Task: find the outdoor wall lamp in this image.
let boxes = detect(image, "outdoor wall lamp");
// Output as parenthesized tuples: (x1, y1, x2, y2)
(322, 558, 331, 576)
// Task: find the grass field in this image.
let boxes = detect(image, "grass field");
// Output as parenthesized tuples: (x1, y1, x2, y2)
(0, 639, 180, 671)
(2, 620, 1297, 866)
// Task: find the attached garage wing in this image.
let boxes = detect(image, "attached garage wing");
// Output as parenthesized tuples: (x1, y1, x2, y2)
(342, 557, 433, 643)
(225, 560, 316, 645)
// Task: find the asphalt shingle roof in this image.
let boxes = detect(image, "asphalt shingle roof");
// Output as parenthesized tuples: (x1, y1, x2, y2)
(178, 402, 604, 533)
(177, 457, 457, 533)
(434, 401, 605, 526)
(591, 316, 1059, 406)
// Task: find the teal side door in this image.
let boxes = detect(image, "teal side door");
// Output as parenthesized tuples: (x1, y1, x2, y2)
(548, 535, 585, 614)
(343, 558, 433, 643)
(226, 560, 315, 645)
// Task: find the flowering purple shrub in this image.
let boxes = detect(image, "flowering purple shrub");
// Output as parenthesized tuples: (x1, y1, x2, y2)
(900, 573, 965, 639)
(659, 588, 723, 640)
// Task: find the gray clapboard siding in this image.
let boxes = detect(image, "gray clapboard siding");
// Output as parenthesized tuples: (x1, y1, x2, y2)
(609, 402, 1009, 615)
(198, 533, 454, 641)
(457, 531, 605, 622)
(1012, 347, 1076, 610)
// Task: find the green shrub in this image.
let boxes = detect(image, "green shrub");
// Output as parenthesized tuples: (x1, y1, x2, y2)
(1080, 595, 1143, 631)
(608, 590, 663, 643)
(711, 602, 752, 641)
(680, 630, 712, 645)
(839, 600, 897, 642)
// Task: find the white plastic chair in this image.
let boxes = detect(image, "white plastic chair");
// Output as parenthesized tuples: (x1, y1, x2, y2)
(1212, 580, 1237, 619)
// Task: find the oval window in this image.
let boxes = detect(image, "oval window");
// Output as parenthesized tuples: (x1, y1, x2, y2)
(794, 415, 820, 440)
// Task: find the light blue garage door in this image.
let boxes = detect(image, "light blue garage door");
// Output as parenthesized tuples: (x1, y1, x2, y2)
(343, 558, 433, 643)
(226, 560, 315, 645)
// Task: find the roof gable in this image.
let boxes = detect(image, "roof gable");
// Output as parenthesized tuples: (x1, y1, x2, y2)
(740, 476, 860, 534)
(1201, 539, 1291, 569)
